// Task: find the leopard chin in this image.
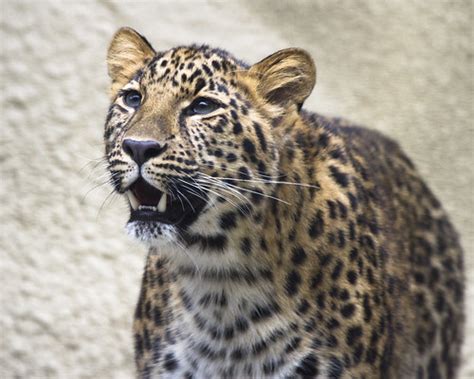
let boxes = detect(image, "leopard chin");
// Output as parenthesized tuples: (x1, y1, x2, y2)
(126, 220, 179, 247)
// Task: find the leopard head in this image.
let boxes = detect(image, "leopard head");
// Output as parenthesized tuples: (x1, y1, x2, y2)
(104, 27, 316, 249)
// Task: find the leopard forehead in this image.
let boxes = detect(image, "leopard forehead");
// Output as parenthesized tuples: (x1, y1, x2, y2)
(136, 45, 248, 96)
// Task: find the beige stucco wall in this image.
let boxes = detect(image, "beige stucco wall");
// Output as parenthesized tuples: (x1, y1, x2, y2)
(1, 0, 472, 377)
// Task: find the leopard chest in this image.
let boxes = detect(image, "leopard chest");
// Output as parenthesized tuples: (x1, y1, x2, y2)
(146, 251, 312, 378)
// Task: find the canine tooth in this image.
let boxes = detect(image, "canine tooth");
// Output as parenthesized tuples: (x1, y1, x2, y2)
(127, 191, 140, 210)
(158, 193, 167, 213)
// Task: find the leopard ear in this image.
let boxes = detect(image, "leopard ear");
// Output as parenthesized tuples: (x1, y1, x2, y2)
(107, 27, 155, 95)
(249, 48, 316, 110)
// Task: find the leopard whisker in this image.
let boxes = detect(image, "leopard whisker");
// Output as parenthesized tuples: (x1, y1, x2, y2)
(197, 174, 291, 205)
(193, 175, 251, 206)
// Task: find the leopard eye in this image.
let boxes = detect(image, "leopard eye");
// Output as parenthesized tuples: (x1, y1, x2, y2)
(188, 97, 220, 115)
(123, 90, 142, 108)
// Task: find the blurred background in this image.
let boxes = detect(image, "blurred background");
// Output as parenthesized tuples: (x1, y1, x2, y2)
(1, 0, 472, 377)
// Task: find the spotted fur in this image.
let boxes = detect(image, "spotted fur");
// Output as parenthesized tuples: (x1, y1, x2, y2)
(104, 28, 464, 379)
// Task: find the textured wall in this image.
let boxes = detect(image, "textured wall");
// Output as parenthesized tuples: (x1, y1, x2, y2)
(1, 1, 472, 377)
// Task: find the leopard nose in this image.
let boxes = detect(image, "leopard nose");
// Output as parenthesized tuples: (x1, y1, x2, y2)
(122, 139, 167, 166)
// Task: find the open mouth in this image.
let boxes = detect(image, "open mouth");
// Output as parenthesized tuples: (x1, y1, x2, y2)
(125, 177, 207, 227)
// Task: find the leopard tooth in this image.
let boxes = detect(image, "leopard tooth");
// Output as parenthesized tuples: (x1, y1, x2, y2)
(126, 191, 140, 210)
(158, 193, 167, 213)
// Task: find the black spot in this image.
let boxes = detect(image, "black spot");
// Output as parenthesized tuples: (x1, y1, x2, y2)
(366, 347, 377, 364)
(349, 249, 359, 265)
(163, 353, 178, 371)
(285, 336, 302, 353)
(247, 187, 263, 204)
(250, 302, 280, 322)
(360, 234, 375, 251)
(291, 247, 307, 265)
(231, 348, 245, 360)
(327, 200, 337, 219)
(134, 333, 143, 358)
(339, 289, 350, 301)
(348, 221, 356, 241)
(435, 291, 445, 312)
(320, 254, 333, 266)
(329, 166, 349, 187)
(196, 342, 223, 360)
(316, 293, 326, 309)
(329, 148, 347, 162)
(253, 122, 267, 152)
(327, 335, 338, 348)
(337, 201, 348, 219)
(188, 68, 203, 83)
(297, 299, 310, 314)
(226, 153, 237, 163)
(329, 286, 339, 298)
(194, 78, 206, 95)
(240, 237, 252, 255)
(220, 211, 237, 230)
(224, 326, 235, 340)
(252, 338, 270, 355)
(331, 260, 344, 280)
(310, 271, 323, 288)
(211, 60, 221, 70)
(219, 292, 228, 307)
(348, 192, 358, 210)
(238, 166, 251, 180)
(366, 267, 375, 284)
(257, 160, 267, 177)
(429, 267, 440, 285)
(363, 294, 372, 322)
(242, 138, 256, 156)
(202, 64, 212, 75)
(318, 133, 329, 148)
(232, 122, 243, 134)
(186, 233, 228, 252)
(327, 318, 340, 330)
(179, 289, 193, 311)
(235, 317, 249, 332)
(285, 270, 302, 296)
(327, 356, 343, 379)
(296, 354, 319, 377)
(347, 270, 357, 285)
(428, 357, 441, 379)
(346, 325, 363, 346)
(353, 343, 365, 365)
(309, 210, 325, 238)
(153, 306, 162, 326)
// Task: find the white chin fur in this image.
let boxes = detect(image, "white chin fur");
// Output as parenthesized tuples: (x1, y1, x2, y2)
(126, 221, 177, 247)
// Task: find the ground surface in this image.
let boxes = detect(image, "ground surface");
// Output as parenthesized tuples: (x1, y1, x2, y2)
(1, 1, 472, 377)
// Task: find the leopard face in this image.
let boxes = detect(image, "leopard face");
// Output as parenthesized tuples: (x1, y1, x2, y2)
(104, 28, 314, 249)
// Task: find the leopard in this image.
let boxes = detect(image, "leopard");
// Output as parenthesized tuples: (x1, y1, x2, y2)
(103, 27, 464, 379)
